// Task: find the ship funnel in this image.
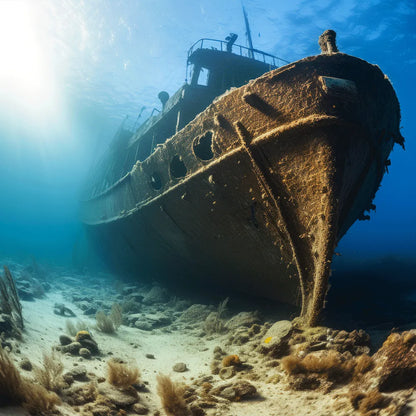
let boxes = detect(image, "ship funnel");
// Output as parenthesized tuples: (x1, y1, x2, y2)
(158, 91, 169, 110)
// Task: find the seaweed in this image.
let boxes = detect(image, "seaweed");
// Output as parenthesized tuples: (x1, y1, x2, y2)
(96, 303, 123, 333)
(107, 359, 140, 388)
(66, 319, 89, 336)
(95, 310, 115, 333)
(33, 351, 65, 393)
(156, 373, 190, 416)
(0, 265, 23, 334)
(0, 347, 60, 414)
(204, 297, 229, 334)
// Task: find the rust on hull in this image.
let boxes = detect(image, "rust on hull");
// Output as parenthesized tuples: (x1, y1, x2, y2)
(81, 37, 402, 325)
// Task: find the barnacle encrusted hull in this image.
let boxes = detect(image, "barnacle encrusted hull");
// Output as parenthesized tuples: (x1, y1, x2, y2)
(81, 53, 402, 325)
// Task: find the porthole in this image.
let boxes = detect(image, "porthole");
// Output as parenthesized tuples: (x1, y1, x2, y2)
(193, 131, 214, 161)
(150, 172, 162, 190)
(170, 155, 187, 179)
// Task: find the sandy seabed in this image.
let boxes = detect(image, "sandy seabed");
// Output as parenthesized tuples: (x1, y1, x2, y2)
(1, 261, 416, 416)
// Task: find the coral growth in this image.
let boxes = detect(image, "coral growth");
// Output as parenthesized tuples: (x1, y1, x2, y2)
(156, 373, 190, 416)
(107, 359, 140, 388)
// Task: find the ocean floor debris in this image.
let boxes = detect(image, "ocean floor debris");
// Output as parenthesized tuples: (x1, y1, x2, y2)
(0, 258, 416, 415)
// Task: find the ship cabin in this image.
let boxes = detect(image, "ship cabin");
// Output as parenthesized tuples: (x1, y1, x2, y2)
(87, 35, 287, 197)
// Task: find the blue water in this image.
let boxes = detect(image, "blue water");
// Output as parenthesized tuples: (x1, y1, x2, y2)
(0, 0, 414, 266)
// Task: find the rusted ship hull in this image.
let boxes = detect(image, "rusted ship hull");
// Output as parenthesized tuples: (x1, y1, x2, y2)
(81, 53, 402, 324)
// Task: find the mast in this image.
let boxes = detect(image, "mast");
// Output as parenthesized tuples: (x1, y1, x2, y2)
(242, 5, 254, 58)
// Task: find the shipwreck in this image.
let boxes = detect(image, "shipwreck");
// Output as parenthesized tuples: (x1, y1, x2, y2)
(81, 29, 403, 325)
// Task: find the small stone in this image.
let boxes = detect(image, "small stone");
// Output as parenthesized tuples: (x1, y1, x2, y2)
(132, 403, 149, 414)
(63, 373, 74, 385)
(135, 321, 153, 331)
(61, 342, 82, 355)
(59, 334, 73, 346)
(220, 386, 236, 400)
(219, 366, 235, 380)
(173, 362, 187, 372)
(19, 358, 32, 371)
(259, 320, 292, 357)
(79, 338, 99, 354)
(98, 384, 138, 407)
(233, 380, 257, 399)
(179, 304, 212, 322)
(142, 286, 169, 305)
(67, 365, 88, 381)
(79, 348, 91, 359)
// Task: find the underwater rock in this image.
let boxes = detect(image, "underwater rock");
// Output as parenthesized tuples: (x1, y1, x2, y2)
(61, 341, 82, 355)
(212, 380, 256, 401)
(122, 299, 142, 314)
(227, 327, 250, 346)
(53, 303, 76, 317)
(80, 338, 99, 354)
(172, 362, 187, 372)
(135, 321, 153, 331)
(66, 365, 88, 381)
(179, 304, 212, 322)
(98, 384, 139, 407)
(79, 347, 91, 359)
(133, 313, 171, 330)
(132, 403, 149, 414)
(19, 357, 32, 371)
(225, 311, 261, 330)
(219, 366, 235, 380)
(142, 286, 169, 305)
(59, 334, 73, 346)
(83, 306, 98, 315)
(173, 299, 192, 312)
(75, 331, 99, 354)
(374, 331, 416, 392)
(17, 287, 35, 301)
(259, 320, 292, 357)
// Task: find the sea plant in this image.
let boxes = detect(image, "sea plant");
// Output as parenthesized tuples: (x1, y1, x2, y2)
(33, 351, 65, 393)
(156, 373, 190, 416)
(95, 303, 123, 333)
(0, 347, 60, 414)
(107, 359, 140, 388)
(0, 265, 23, 334)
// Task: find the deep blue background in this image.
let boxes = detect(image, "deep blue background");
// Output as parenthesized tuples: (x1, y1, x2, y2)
(0, 0, 414, 266)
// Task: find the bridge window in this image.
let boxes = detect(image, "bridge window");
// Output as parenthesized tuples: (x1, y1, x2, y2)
(197, 67, 209, 86)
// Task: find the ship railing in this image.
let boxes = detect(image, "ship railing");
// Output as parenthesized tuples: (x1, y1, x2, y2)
(187, 38, 289, 67)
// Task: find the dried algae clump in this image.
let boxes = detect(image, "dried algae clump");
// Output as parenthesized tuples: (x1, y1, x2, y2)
(222, 354, 241, 367)
(349, 390, 391, 415)
(0, 347, 60, 414)
(282, 350, 355, 383)
(22, 383, 61, 415)
(96, 303, 123, 333)
(107, 359, 140, 388)
(33, 351, 65, 393)
(156, 373, 190, 416)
